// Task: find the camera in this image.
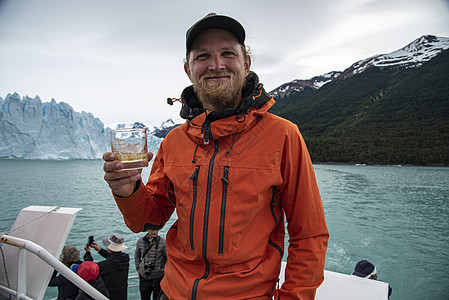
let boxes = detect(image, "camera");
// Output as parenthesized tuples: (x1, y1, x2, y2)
(87, 235, 94, 246)
(144, 261, 154, 275)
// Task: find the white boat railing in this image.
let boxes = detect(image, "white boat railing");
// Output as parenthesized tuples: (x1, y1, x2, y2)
(127, 275, 139, 288)
(0, 234, 108, 300)
(1, 233, 389, 300)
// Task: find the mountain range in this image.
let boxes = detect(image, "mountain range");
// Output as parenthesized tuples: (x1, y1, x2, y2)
(270, 35, 449, 100)
(1, 35, 447, 164)
(270, 35, 449, 165)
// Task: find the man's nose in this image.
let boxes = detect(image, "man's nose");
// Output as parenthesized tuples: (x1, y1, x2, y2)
(208, 55, 225, 71)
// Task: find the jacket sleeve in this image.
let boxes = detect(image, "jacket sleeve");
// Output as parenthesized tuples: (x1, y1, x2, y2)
(48, 270, 64, 286)
(135, 238, 142, 271)
(274, 125, 329, 300)
(98, 249, 109, 259)
(84, 251, 94, 262)
(114, 141, 176, 233)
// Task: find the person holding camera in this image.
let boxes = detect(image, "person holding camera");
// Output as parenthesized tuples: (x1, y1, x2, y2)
(135, 227, 167, 299)
(84, 233, 130, 300)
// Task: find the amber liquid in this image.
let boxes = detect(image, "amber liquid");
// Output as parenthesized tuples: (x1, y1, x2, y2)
(115, 152, 148, 170)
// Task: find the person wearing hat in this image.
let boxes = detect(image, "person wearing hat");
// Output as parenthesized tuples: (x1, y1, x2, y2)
(352, 260, 393, 298)
(84, 233, 130, 300)
(75, 261, 109, 300)
(103, 12, 328, 300)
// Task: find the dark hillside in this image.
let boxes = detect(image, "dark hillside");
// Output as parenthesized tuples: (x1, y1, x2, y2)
(273, 50, 449, 165)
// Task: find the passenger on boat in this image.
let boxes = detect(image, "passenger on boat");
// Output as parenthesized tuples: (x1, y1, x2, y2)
(352, 260, 393, 298)
(48, 245, 82, 300)
(103, 12, 329, 300)
(75, 261, 109, 300)
(135, 227, 167, 299)
(83, 233, 130, 300)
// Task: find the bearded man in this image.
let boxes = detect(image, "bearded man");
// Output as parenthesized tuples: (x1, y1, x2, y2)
(103, 13, 329, 300)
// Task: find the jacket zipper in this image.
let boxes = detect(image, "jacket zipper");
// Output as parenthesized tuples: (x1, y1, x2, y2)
(219, 166, 229, 254)
(192, 139, 219, 300)
(189, 165, 200, 250)
(269, 187, 283, 257)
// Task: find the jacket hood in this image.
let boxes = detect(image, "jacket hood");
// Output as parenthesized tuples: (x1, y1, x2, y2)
(77, 261, 99, 283)
(108, 252, 130, 271)
(179, 71, 272, 122)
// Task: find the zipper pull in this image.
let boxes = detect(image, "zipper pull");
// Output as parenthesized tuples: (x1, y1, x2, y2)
(221, 166, 229, 184)
(203, 123, 211, 145)
(189, 165, 200, 180)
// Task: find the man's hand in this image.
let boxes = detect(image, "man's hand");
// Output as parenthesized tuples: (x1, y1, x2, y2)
(103, 152, 154, 197)
(91, 242, 101, 252)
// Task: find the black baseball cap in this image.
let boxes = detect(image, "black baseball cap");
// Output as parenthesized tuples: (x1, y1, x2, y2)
(352, 260, 377, 278)
(186, 13, 246, 54)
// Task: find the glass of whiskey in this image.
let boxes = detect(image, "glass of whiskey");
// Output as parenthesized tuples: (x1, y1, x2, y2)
(110, 128, 149, 170)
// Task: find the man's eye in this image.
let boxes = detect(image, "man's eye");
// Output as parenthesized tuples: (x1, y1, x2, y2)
(196, 53, 209, 60)
(223, 51, 235, 57)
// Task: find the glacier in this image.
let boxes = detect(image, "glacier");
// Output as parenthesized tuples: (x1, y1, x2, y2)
(0, 93, 163, 159)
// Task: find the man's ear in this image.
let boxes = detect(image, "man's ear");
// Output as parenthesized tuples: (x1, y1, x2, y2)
(245, 56, 251, 75)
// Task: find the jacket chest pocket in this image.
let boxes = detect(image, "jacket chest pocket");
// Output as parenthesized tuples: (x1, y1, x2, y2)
(212, 160, 282, 267)
(165, 164, 201, 252)
(218, 166, 230, 254)
(188, 165, 200, 251)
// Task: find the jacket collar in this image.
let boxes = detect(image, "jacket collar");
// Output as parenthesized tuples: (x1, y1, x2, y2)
(179, 71, 274, 143)
(179, 71, 272, 122)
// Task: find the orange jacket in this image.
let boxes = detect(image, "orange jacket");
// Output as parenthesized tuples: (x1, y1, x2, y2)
(115, 74, 328, 299)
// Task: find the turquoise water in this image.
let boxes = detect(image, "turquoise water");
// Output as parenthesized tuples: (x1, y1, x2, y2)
(1, 159, 448, 299)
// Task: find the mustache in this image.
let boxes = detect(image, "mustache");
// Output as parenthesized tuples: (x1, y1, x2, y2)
(201, 72, 232, 79)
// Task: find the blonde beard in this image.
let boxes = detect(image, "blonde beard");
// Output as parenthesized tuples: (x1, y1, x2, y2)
(193, 73, 246, 111)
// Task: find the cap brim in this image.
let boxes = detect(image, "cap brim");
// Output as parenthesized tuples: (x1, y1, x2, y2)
(102, 236, 110, 248)
(108, 243, 128, 252)
(352, 271, 368, 277)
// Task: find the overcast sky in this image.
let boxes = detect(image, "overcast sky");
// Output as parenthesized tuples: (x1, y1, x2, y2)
(1, 0, 448, 126)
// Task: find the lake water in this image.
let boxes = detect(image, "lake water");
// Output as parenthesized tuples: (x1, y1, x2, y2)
(0, 159, 448, 299)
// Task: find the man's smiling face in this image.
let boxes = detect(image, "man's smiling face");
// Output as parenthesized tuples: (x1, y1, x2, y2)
(185, 28, 251, 111)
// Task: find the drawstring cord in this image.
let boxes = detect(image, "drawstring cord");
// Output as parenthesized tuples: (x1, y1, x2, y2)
(226, 135, 235, 154)
(254, 84, 263, 99)
(192, 141, 200, 163)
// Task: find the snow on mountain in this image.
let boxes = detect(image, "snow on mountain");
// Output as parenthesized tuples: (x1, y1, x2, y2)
(0, 93, 111, 159)
(270, 71, 342, 99)
(158, 117, 184, 129)
(270, 35, 449, 98)
(344, 35, 449, 76)
(150, 118, 184, 138)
